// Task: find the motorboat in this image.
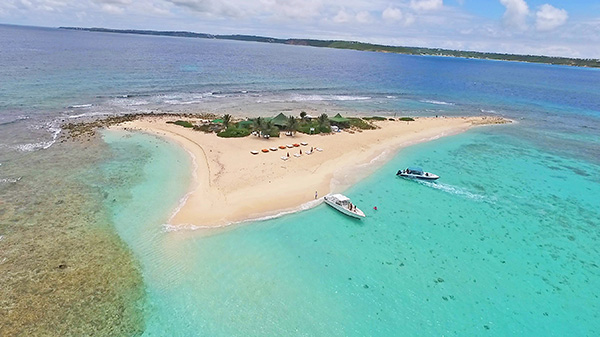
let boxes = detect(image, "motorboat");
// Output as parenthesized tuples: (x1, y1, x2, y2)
(323, 194, 365, 219)
(396, 166, 439, 180)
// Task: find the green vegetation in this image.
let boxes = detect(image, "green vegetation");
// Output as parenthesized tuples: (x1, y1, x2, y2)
(250, 117, 280, 137)
(61, 27, 600, 68)
(398, 117, 415, 121)
(297, 120, 330, 134)
(348, 118, 376, 130)
(217, 127, 251, 138)
(222, 114, 231, 128)
(268, 126, 280, 137)
(363, 116, 387, 121)
(193, 124, 211, 133)
(167, 120, 194, 128)
(286, 116, 298, 136)
(236, 120, 254, 129)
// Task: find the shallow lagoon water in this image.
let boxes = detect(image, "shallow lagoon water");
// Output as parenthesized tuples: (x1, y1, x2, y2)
(102, 125, 600, 336)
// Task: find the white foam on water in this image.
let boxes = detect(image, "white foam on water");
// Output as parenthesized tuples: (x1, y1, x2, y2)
(163, 198, 324, 232)
(68, 104, 93, 108)
(258, 94, 372, 103)
(164, 100, 203, 105)
(420, 99, 455, 106)
(14, 122, 62, 152)
(68, 111, 112, 119)
(167, 148, 199, 223)
(417, 180, 490, 202)
(0, 115, 30, 126)
(290, 94, 372, 102)
(0, 177, 21, 183)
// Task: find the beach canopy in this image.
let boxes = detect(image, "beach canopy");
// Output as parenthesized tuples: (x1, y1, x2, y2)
(238, 120, 254, 129)
(271, 113, 289, 127)
(330, 194, 350, 202)
(212, 118, 224, 124)
(329, 113, 350, 123)
(407, 167, 424, 174)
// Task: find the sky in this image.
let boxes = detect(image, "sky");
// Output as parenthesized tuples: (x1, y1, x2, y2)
(1, 0, 599, 58)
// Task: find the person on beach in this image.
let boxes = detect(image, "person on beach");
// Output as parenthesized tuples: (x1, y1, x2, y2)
(315, 191, 318, 199)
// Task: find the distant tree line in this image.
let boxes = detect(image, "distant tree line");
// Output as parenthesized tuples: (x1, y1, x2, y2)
(60, 27, 600, 68)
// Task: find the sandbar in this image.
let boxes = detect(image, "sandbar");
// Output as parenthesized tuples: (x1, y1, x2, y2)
(113, 115, 508, 229)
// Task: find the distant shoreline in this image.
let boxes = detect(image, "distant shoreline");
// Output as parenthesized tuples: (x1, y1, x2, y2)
(108, 114, 510, 230)
(60, 26, 600, 69)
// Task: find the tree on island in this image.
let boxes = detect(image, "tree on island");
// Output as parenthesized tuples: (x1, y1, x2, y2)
(318, 113, 329, 127)
(318, 113, 331, 133)
(300, 111, 307, 120)
(253, 117, 263, 133)
(222, 114, 231, 129)
(264, 120, 274, 134)
(286, 116, 298, 136)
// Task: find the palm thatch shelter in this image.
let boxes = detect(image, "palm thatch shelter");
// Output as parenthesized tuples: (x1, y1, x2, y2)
(329, 113, 350, 126)
(237, 120, 254, 129)
(270, 113, 289, 128)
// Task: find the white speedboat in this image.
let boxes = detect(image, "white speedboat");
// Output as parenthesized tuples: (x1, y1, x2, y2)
(396, 167, 439, 180)
(323, 194, 365, 219)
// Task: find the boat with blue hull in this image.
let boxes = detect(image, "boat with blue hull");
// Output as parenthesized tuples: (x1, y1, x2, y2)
(397, 167, 439, 180)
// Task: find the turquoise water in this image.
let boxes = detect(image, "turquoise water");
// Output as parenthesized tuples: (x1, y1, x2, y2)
(103, 125, 600, 336)
(2, 25, 599, 335)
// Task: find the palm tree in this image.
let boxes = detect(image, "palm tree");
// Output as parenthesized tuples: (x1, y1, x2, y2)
(256, 120, 275, 138)
(286, 116, 298, 136)
(264, 120, 273, 134)
(253, 117, 263, 133)
(300, 111, 307, 120)
(222, 114, 231, 129)
(318, 113, 329, 127)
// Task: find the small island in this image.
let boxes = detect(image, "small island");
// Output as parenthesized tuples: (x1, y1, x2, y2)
(87, 112, 511, 230)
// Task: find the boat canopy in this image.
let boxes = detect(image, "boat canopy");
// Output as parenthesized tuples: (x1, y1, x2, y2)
(407, 166, 424, 174)
(330, 194, 350, 202)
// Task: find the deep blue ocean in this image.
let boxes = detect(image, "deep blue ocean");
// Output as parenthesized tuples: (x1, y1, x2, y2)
(1, 24, 599, 336)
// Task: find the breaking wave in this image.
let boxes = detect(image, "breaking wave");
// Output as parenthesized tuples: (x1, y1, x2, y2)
(13, 122, 62, 152)
(420, 99, 455, 106)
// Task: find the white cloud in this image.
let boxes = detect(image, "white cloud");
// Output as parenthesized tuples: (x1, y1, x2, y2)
(333, 9, 351, 23)
(382, 6, 402, 22)
(11, 0, 69, 11)
(166, 0, 243, 17)
(499, 0, 529, 30)
(356, 10, 371, 23)
(410, 0, 443, 12)
(260, 0, 323, 20)
(535, 4, 568, 31)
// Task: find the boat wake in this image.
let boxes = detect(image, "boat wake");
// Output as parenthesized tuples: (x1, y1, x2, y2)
(416, 180, 491, 202)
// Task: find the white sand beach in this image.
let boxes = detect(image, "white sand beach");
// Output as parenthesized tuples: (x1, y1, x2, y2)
(113, 115, 507, 228)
